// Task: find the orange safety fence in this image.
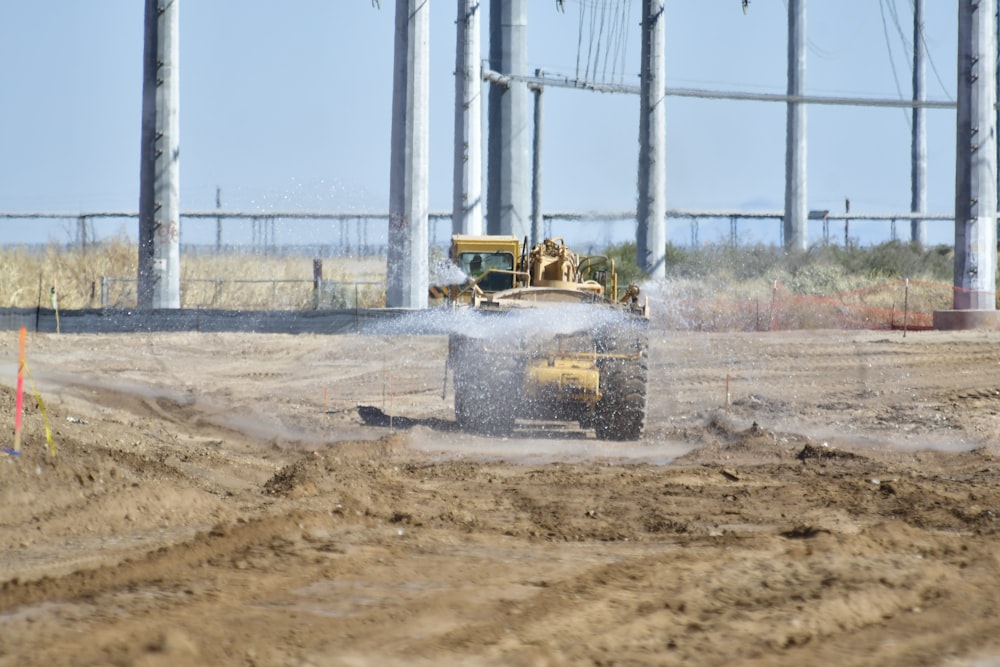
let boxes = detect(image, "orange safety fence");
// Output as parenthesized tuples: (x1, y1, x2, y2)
(660, 280, 983, 332)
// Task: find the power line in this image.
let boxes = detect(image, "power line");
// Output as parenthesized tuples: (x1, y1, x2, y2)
(601, 0, 619, 82)
(878, 0, 911, 129)
(615, 0, 629, 82)
(592, 0, 608, 83)
(912, 0, 952, 101)
(572, 0, 629, 86)
(575, 0, 585, 80)
(886, 0, 913, 62)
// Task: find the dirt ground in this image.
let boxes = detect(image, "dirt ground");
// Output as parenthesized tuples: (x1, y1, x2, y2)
(2, 321, 1000, 666)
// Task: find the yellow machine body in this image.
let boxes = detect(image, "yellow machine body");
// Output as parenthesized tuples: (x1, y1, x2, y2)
(525, 356, 602, 405)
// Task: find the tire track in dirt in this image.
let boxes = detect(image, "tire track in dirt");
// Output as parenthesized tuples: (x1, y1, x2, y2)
(0, 510, 323, 613)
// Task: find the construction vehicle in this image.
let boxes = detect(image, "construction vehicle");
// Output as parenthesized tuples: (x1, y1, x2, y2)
(444, 234, 649, 440)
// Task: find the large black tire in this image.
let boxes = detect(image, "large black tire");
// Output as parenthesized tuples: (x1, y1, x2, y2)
(593, 326, 648, 441)
(450, 334, 519, 437)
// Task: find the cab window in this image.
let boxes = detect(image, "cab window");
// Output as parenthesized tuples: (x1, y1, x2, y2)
(460, 251, 515, 292)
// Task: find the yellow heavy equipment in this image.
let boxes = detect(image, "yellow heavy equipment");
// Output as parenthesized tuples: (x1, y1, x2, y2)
(445, 234, 649, 440)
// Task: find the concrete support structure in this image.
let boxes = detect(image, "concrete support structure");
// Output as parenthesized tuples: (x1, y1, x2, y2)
(531, 82, 543, 248)
(783, 0, 808, 253)
(138, 0, 181, 309)
(637, 0, 666, 279)
(452, 0, 483, 236)
(486, 0, 530, 240)
(952, 0, 997, 310)
(386, 0, 430, 309)
(910, 0, 927, 248)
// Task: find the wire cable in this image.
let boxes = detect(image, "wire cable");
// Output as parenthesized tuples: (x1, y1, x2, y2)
(602, 0, 620, 83)
(593, 0, 608, 83)
(584, 0, 599, 82)
(887, 0, 913, 61)
(878, 0, 911, 129)
(912, 0, 952, 101)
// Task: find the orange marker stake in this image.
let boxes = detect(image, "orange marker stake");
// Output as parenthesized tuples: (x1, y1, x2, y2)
(13, 327, 25, 453)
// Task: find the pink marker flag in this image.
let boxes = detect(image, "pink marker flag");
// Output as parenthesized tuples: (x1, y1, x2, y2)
(13, 327, 25, 452)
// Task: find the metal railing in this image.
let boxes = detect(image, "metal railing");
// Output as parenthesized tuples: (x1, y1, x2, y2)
(0, 209, 960, 253)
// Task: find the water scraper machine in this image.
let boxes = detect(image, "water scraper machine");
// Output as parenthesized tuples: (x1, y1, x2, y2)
(442, 234, 649, 440)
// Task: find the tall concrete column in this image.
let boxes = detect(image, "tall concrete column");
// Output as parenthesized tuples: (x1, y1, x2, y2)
(386, 0, 430, 309)
(486, 0, 530, 240)
(637, 0, 666, 279)
(452, 0, 483, 236)
(783, 0, 808, 253)
(138, 0, 180, 309)
(953, 0, 997, 310)
(910, 0, 927, 248)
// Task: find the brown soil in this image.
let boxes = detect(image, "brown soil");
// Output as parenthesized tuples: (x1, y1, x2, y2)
(2, 327, 1000, 666)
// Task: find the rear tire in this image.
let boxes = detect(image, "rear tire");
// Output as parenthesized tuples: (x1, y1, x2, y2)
(594, 327, 647, 441)
(450, 334, 518, 437)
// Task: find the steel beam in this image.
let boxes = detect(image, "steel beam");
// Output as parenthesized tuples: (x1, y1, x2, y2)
(485, 68, 954, 109)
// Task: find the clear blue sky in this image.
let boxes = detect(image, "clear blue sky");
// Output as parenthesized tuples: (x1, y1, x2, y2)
(0, 1, 959, 248)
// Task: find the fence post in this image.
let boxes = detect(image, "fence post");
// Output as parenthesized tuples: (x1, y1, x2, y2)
(313, 259, 323, 310)
(101, 276, 108, 308)
(355, 283, 361, 333)
(903, 278, 909, 338)
(768, 280, 778, 331)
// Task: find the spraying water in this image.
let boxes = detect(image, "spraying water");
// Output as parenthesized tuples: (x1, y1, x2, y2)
(428, 257, 469, 286)
(368, 302, 644, 340)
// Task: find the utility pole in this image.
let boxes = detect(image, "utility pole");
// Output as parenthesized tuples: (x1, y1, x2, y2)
(784, 0, 808, 253)
(487, 0, 530, 240)
(953, 0, 997, 310)
(138, 0, 181, 309)
(910, 0, 927, 248)
(453, 0, 483, 236)
(531, 81, 543, 248)
(386, 0, 429, 309)
(637, 0, 666, 279)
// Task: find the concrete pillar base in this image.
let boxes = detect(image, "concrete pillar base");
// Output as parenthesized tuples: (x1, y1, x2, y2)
(933, 309, 1000, 330)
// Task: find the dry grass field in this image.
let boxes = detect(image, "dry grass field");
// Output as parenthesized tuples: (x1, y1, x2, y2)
(0, 241, 387, 310)
(0, 242, 958, 331)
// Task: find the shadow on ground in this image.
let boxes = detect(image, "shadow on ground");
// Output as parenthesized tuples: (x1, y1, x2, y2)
(355, 405, 593, 439)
